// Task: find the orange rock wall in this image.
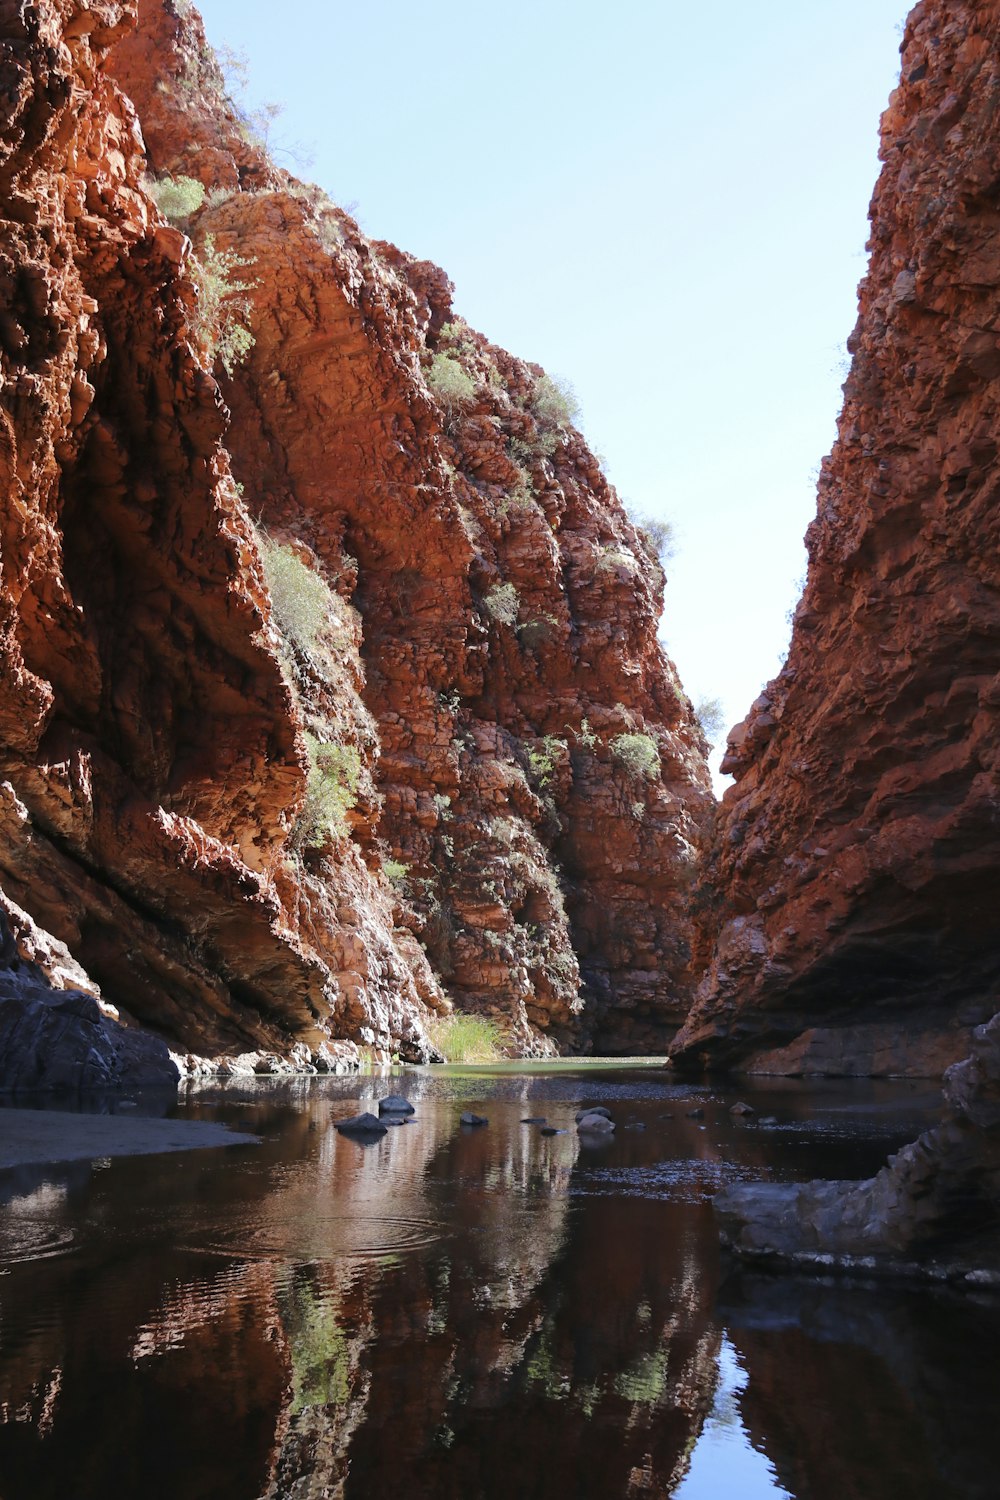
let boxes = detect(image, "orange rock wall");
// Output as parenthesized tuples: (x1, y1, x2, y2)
(0, 0, 711, 1065)
(673, 0, 1000, 1072)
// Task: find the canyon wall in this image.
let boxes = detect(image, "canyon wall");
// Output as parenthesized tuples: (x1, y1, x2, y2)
(674, 0, 1000, 1078)
(0, 0, 710, 1077)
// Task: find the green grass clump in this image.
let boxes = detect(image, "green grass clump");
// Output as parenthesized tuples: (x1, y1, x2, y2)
(427, 1012, 507, 1063)
(532, 372, 579, 428)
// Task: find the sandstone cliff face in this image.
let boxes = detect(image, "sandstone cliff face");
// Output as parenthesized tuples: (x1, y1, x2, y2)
(674, 0, 1000, 1075)
(0, 0, 710, 1071)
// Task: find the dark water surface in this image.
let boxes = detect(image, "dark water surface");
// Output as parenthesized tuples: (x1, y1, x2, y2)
(0, 1064, 998, 1499)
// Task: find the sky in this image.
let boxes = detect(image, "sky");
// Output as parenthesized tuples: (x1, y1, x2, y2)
(193, 0, 908, 788)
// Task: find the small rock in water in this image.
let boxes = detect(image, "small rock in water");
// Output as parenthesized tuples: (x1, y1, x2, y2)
(335, 1112, 387, 1137)
(659, 1113, 675, 1120)
(378, 1094, 415, 1116)
(577, 1112, 615, 1133)
(540, 1127, 567, 1136)
(730, 1101, 756, 1117)
(758, 1115, 779, 1126)
(575, 1106, 612, 1123)
(460, 1112, 488, 1127)
(685, 1108, 705, 1120)
(384, 1118, 407, 1127)
(521, 1116, 547, 1124)
(624, 1122, 646, 1131)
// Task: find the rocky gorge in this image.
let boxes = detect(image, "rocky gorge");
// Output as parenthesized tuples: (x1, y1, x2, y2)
(0, 0, 999, 1285)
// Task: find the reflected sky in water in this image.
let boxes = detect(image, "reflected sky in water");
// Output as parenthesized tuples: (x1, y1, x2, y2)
(0, 1067, 995, 1499)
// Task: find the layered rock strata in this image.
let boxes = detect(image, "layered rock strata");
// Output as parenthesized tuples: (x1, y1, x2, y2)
(0, 0, 710, 1071)
(674, 0, 1000, 1076)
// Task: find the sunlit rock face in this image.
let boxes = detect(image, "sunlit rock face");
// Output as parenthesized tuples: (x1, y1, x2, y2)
(0, 0, 711, 1065)
(675, 0, 1000, 1076)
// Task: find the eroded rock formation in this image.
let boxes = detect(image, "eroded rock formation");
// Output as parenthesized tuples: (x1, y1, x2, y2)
(715, 1011, 1000, 1281)
(674, 0, 1000, 1078)
(0, 0, 711, 1074)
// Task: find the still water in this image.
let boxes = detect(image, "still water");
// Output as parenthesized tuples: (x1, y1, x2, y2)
(0, 1064, 997, 1499)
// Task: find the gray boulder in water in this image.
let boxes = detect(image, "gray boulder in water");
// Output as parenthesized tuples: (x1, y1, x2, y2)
(378, 1094, 415, 1116)
(577, 1112, 615, 1133)
(335, 1112, 388, 1137)
(575, 1106, 612, 1122)
(460, 1112, 488, 1127)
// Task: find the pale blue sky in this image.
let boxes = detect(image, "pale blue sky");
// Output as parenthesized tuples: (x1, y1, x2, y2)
(193, 0, 907, 786)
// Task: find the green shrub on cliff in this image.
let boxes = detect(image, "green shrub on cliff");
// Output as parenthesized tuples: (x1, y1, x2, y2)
(147, 173, 205, 224)
(610, 732, 660, 781)
(295, 734, 360, 849)
(427, 352, 476, 412)
(190, 234, 256, 375)
(483, 582, 520, 627)
(532, 372, 579, 428)
(694, 695, 726, 746)
(259, 536, 333, 658)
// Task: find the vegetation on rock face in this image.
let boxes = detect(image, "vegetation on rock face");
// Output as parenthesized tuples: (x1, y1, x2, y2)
(259, 535, 335, 659)
(426, 351, 476, 412)
(694, 695, 726, 746)
(525, 735, 567, 791)
(426, 1012, 507, 1063)
(483, 582, 520, 627)
(295, 733, 360, 849)
(257, 533, 368, 850)
(190, 234, 256, 374)
(146, 172, 205, 222)
(610, 732, 661, 781)
(532, 372, 579, 429)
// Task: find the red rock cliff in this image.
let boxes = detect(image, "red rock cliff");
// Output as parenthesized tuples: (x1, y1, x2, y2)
(0, 0, 711, 1071)
(673, 0, 1000, 1075)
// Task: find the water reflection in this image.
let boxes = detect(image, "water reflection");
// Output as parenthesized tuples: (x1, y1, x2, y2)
(0, 1072, 994, 1499)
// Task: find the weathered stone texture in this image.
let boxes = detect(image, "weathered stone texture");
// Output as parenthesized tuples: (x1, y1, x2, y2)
(674, 0, 1000, 1074)
(0, 0, 710, 1069)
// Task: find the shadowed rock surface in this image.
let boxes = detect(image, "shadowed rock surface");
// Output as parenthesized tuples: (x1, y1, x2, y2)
(0, 910, 177, 1092)
(715, 1010, 1000, 1280)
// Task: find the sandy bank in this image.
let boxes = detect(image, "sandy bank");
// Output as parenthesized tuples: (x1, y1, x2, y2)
(0, 1107, 259, 1170)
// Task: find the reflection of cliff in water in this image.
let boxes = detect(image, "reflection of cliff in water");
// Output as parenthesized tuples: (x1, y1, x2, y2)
(265, 1104, 722, 1498)
(721, 1270, 1000, 1500)
(0, 1087, 724, 1500)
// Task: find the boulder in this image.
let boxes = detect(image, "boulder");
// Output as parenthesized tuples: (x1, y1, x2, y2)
(575, 1106, 612, 1122)
(460, 1112, 488, 1127)
(335, 1112, 387, 1137)
(577, 1112, 615, 1133)
(378, 1094, 415, 1116)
